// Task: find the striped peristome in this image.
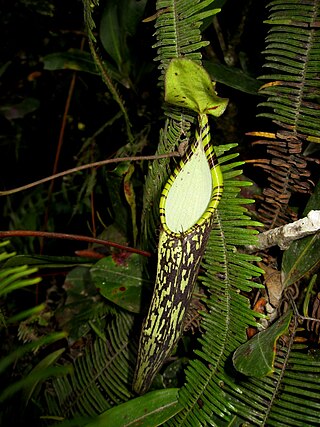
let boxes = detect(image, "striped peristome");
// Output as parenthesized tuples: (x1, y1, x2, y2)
(133, 113, 224, 395)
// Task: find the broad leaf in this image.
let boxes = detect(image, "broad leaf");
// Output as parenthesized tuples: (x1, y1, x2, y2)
(233, 310, 292, 377)
(42, 50, 127, 86)
(0, 332, 67, 374)
(1, 349, 68, 404)
(43, 50, 97, 74)
(85, 388, 182, 427)
(282, 179, 320, 287)
(90, 253, 149, 313)
(99, 0, 148, 76)
(0, 97, 40, 120)
(204, 60, 261, 95)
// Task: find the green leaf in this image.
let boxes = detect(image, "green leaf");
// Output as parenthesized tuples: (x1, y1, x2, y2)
(0, 264, 41, 297)
(42, 50, 127, 87)
(57, 266, 110, 339)
(100, 3, 125, 69)
(3, 254, 93, 269)
(99, 0, 147, 75)
(0, 365, 70, 403)
(22, 348, 66, 402)
(8, 303, 46, 323)
(195, 2, 222, 31)
(0, 331, 67, 374)
(85, 388, 182, 427)
(90, 253, 149, 313)
(282, 179, 320, 287)
(282, 233, 320, 288)
(204, 60, 261, 95)
(43, 50, 98, 74)
(165, 58, 228, 116)
(233, 310, 292, 377)
(0, 97, 40, 120)
(0, 349, 68, 404)
(119, 0, 148, 37)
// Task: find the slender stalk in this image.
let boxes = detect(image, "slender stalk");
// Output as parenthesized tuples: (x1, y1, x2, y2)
(0, 230, 151, 257)
(0, 152, 180, 196)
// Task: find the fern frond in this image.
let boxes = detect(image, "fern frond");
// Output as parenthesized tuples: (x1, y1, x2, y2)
(166, 148, 264, 426)
(154, 0, 220, 76)
(228, 331, 320, 426)
(252, 0, 319, 227)
(260, 0, 320, 140)
(83, 0, 99, 42)
(45, 312, 137, 419)
(142, 0, 220, 250)
(0, 264, 41, 297)
(0, 240, 69, 419)
(0, 240, 41, 298)
(264, 344, 320, 426)
(0, 240, 16, 262)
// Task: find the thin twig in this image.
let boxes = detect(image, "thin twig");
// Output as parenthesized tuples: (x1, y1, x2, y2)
(51, 71, 77, 188)
(0, 230, 151, 257)
(247, 210, 320, 252)
(0, 152, 180, 196)
(42, 60, 79, 253)
(287, 291, 320, 324)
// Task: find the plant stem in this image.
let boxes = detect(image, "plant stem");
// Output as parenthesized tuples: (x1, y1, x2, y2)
(0, 152, 180, 196)
(0, 230, 151, 257)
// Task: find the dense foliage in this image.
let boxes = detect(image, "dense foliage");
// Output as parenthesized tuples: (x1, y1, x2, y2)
(1, 0, 320, 426)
